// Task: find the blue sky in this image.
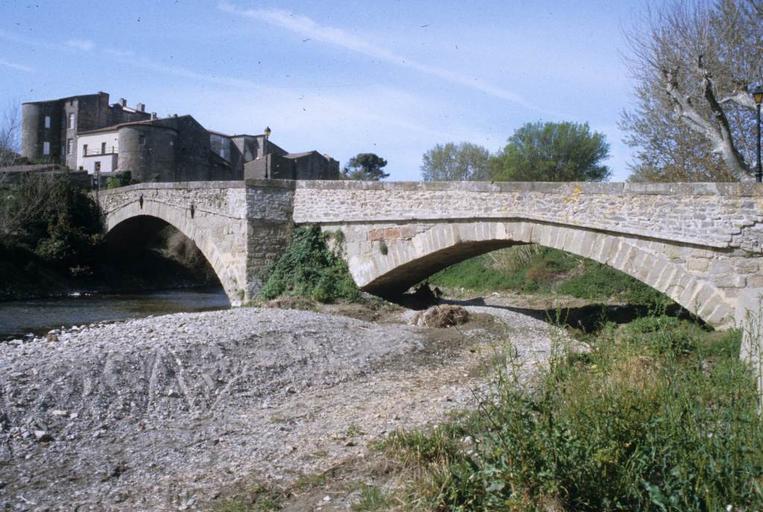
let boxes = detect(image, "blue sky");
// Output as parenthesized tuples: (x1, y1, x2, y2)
(0, 0, 648, 181)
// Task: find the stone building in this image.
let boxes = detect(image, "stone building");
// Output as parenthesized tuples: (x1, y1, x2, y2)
(20, 91, 340, 182)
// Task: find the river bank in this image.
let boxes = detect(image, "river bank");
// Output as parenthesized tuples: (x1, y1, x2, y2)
(0, 305, 579, 511)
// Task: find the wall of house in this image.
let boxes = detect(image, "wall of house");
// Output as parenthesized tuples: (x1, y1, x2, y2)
(75, 131, 119, 170)
(290, 153, 340, 180)
(82, 153, 119, 174)
(118, 125, 177, 182)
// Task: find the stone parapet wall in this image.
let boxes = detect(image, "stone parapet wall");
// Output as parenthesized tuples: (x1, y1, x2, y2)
(293, 181, 763, 253)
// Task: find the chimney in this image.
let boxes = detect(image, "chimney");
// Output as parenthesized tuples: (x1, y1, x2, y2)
(136, 103, 145, 112)
(119, 98, 127, 107)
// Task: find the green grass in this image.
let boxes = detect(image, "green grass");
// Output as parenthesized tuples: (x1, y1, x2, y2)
(378, 316, 763, 511)
(352, 484, 394, 511)
(429, 247, 668, 305)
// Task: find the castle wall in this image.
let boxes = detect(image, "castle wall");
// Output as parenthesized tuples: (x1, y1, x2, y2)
(118, 125, 176, 182)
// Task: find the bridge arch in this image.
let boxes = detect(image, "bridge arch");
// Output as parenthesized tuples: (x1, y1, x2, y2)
(101, 190, 249, 305)
(340, 220, 736, 329)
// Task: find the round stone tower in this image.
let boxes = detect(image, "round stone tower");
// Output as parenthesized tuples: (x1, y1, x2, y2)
(21, 102, 42, 161)
(118, 125, 176, 182)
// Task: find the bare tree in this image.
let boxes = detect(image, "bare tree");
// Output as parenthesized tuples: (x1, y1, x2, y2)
(621, 0, 763, 181)
(0, 100, 21, 168)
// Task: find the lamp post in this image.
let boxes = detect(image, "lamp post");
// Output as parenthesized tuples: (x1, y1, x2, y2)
(754, 85, 763, 183)
(263, 126, 271, 179)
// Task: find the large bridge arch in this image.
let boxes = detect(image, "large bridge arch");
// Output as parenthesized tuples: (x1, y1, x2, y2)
(336, 220, 734, 329)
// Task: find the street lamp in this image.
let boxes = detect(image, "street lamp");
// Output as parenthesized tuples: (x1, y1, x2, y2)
(263, 126, 271, 179)
(754, 85, 763, 183)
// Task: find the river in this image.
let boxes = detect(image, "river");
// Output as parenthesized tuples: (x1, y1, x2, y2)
(0, 288, 230, 340)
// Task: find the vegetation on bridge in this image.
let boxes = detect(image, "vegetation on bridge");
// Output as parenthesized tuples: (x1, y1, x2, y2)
(260, 226, 360, 303)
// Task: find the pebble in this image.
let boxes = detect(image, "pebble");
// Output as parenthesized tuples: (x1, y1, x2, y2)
(0, 305, 570, 511)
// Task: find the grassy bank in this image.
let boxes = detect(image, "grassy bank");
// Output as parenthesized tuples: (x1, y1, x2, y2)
(429, 247, 667, 305)
(377, 317, 762, 511)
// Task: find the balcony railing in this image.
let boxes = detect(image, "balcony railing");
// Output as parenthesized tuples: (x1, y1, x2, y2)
(82, 147, 117, 157)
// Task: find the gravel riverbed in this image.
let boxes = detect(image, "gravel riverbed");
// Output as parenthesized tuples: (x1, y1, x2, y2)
(0, 306, 573, 511)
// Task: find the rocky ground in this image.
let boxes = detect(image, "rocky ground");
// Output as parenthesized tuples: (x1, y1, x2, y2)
(0, 304, 577, 511)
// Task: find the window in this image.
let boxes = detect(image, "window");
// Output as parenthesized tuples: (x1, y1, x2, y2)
(139, 135, 146, 145)
(67, 138, 73, 155)
(83, 144, 88, 156)
(42, 141, 50, 155)
(44, 116, 51, 129)
(67, 113, 75, 129)
(101, 142, 106, 154)
(94, 162, 101, 173)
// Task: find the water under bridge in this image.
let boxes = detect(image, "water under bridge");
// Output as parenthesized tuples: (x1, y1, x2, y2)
(99, 179, 763, 386)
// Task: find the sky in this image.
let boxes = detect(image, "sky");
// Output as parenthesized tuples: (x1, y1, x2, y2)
(0, 0, 649, 181)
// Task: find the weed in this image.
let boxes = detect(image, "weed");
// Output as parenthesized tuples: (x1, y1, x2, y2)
(352, 484, 393, 511)
(379, 316, 763, 511)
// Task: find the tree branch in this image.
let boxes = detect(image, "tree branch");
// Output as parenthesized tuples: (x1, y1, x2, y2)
(660, 60, 751, 179)
(697, 55, 751, 177)
(718, 90, 756, 110)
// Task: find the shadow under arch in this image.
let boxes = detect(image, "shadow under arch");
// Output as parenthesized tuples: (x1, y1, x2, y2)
(103, 214, 227, 300)
(356, 221, 734, 328)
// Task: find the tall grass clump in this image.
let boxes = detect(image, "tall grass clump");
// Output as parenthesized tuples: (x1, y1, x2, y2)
(380, 316, 763, 511)
(260, 225, 359, 303)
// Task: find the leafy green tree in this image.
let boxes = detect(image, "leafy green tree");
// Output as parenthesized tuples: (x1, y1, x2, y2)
(491, 121, 611, 182)
(343, 153, 389, 181)
(421, 142, 491, 181)
(0, 174, 101, 266)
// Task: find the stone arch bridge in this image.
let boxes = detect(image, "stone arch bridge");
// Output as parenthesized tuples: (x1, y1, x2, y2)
(99, 180, 763, 367)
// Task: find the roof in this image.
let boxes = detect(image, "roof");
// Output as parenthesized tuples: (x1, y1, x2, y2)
(229, 133, 266, 138)
(284, 151, 321, 159)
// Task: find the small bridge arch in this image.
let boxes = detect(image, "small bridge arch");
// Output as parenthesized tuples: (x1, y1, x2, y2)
(99, 182, 255, 305)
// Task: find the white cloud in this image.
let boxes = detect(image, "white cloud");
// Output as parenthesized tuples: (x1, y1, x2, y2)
(218, 2, 543, 112)
(0, 58, 33, 73)
(65, 39, 95, 51)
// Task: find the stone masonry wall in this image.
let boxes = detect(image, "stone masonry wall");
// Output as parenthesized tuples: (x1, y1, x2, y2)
(244, 181, 296, 299)
(292, 181, 763, 253)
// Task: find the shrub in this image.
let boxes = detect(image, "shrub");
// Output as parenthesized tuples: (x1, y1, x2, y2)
(259, 225, 360, 303)
(105, 171, 134, 189)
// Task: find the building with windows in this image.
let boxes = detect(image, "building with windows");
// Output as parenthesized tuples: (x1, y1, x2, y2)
(20, 91, 340, 182)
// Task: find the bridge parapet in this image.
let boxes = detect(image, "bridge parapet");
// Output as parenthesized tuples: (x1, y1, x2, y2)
(293, 181, 763, 253)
